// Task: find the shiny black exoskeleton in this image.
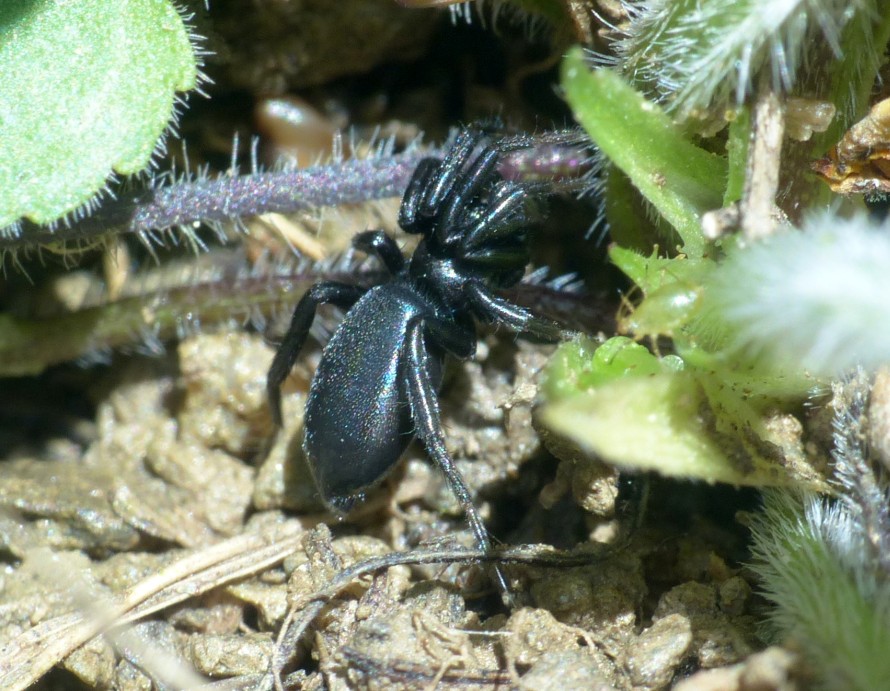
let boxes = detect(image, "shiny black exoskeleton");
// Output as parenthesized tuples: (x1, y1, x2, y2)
(267, 128, 563, 564)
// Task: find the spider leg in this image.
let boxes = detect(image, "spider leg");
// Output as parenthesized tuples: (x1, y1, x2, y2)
(352, 230, 405, 274)
(467, 281, 563, 341)
(420, 128, 482, 218)
(436, 146, 500, 245)
(462, 243, 528, 270)
(462, 182, 528, 249)
(401, 129, 507, 243)
(267, 282, 367, 426)
(398, 158, 441, 234)
(405, 316, 511, 596)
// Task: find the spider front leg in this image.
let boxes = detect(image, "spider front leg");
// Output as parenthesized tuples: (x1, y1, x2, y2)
(462, 182, 530, 249)
(404, 315, 512, 597)
(466, 281, 564, 341)
(352, 230, 405, 274)
(398, 158, 442, 234)
(267, 282, 367, 425)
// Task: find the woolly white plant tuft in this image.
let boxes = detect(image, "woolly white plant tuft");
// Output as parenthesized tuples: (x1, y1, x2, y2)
(750, 490, 890, 690)
(703, 213, 890, 377)
(751, 376, 889, 689)
(614, 0, 870, 117)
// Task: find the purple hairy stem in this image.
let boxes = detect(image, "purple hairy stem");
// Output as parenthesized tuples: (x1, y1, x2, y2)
(497, 129, 593, 184)
(500, 144, 592, 183)
(3, 151, 434, 249)
(2, 129, 592, 251)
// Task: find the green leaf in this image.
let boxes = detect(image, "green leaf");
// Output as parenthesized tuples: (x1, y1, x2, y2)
(609, 246, 700, 295)
(561, 48, 726, 258)
(541, 336, 682, 402)
(723, 107, 749, 207)
(540, 370, 827, 489)
(0, 0, 199, 228)
(609, 246, 715, 344)
(604, 166, 678, 253)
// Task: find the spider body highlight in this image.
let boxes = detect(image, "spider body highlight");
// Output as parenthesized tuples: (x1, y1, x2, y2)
(267, 128, 564, 569)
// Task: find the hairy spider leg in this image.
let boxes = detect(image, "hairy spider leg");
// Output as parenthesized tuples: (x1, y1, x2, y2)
(436, 146, 500, 246)
(466, 281, 563, 341)
(404, 316, 512, 596)
(463, 244, 530, 271)
(462, 182, 530, 250)
(268, 230, 407, 426)
(419, 129, 482, 219)
(351, 229, 405, 274)
(399, 158, 442, 233)
(267, 282, 367, 426)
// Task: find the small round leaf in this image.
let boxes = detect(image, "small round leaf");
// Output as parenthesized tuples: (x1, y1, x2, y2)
(0, 0, 198, 228)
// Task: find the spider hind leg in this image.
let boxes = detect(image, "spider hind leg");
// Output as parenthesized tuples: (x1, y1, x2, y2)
(267, 281, 367, 426)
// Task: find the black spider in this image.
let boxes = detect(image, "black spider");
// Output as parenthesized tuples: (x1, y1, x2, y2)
(267, 128, 565, 585)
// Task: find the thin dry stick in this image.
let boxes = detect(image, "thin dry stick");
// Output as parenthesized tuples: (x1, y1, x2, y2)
(741, 83, 786, 241)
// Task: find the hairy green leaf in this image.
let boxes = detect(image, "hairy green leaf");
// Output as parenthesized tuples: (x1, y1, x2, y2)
(540, 369, 827, 489)
(561, 49, 726, 257)
(751, 491, 890, 690)
(0, 0, 198, 228)
(541, 336, 682, 402)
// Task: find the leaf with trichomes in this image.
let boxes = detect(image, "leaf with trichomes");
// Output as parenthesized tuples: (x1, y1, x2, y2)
(750, 491, 890, 690)
(0, 0, 199, 230)
(540, 336, 682, 400)
(698, 213, 890, 377)
(615, 0, 873, 119)
(540, 336, 826, 489)
(561, 49, 726, 257)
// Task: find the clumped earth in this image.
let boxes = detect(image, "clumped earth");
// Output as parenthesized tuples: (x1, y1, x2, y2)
(0, 2, 808, 689)
(0, 329, 786, 690)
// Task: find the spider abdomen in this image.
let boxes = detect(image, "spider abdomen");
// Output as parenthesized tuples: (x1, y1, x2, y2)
(302, 282, 445, 510)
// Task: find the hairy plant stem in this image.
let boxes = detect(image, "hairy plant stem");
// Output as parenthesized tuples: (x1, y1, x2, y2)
(3, 152, 431, 250)
(0, 252, 608, 377)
